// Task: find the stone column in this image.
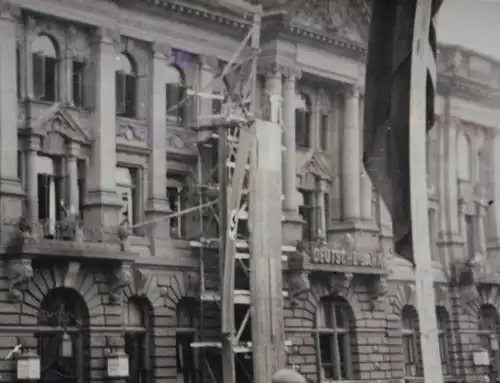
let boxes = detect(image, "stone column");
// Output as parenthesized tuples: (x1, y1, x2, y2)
(281, 67, 303, 244)
(85, 28, 120, 238)
(475, 185, 489, 256)
(0, 4, 24, 236)
(282, 70, 299, 213)
(26, 137, 41, 225)
(67, 143, 80, 215)
(146, 42, 171, 254)
(198, 54, 217, 123)
(342, 84, 361, 220)
(265, 65, 282, 125)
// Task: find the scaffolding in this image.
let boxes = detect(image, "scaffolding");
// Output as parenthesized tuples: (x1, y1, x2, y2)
(184, 7, 295, 383)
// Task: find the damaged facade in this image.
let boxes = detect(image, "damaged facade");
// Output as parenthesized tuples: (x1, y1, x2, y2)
(0, 0, 500, 382)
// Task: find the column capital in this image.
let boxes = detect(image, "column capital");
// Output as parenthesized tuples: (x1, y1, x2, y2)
(92, 27, 121, 49)
(259, 62, 282, 79)
(198, 54, 219, 73)
(282, 66, 302, 81)
(345, 82, 364, 98)
(151, 41, 172, 62)
(68, 142, 81, 157)
(0, 0, 21, 21)
(26, 135, 41, 152)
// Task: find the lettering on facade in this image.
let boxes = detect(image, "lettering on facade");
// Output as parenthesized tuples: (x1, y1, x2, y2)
(310, 247, 383, 268)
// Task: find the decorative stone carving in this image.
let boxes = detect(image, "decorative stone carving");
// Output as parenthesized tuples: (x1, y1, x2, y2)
(291, 0, 363, 43)
(286, 242, 311, 305)
(116, 119, 147, 142)
(108, 263, 133, 303)
(328, 272, 353, 297)
(298, 152, 332, 183)
(67, 26, 91, 61)
(166, 128, 197, 153)
(369, 275, 388, 310)
(7, 258, 34, 301)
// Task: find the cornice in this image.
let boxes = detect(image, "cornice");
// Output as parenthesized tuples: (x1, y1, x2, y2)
(135, 0, 252, 30)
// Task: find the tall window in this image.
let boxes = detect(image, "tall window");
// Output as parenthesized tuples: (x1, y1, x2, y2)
(316, 296, 356, 380)
(32, 35, 58, 102)
(176, 298, 197, 383)
(437, 308, 450, 376)
(295, 92, 311, 148)
(167, 176, 186, 238)
(72, 60, 85, 107)
(212, 78, 228, 116)
(124, 298, 153, 383)
(116, 53, 136, 117)
(116, 166, 138, 228)
(37, 156, 63, 238)
(320, 114, 329, 151)
(166, 65, 185, 124)
(299, 190, 314, 242)
(402, 306, 422, 377)
(16, 45, 21, 99)
(428, 208, 438, 260)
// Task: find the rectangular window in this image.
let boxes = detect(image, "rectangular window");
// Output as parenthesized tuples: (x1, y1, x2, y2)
(77, 159, 86, 220)
(116, 166, 139, 228)
(212, 91, 222, 116)
(299, 190, 314, 242)
(72, 61, 85, 107)
(320, 114, 328, 151)
(295, 110, 310, 148)
(167, 181, 184, 239)
(428, 208, 438, 260)
(324, 193, 330, 235)
(116, 73, 136, 117)
(37, 156, 61, 238)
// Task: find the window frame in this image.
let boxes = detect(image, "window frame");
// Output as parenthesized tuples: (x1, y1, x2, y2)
(167, 177, 186, 239)
(320, 113, 329, 151)
(295, 92, 311, 149)
(116, 166, 140, 229)
(315, 297, 355, 381)
(166, 65, 186, 125)
(436, 308, 450, 376)
(402, 306, 422, 378)
(72, 60, 86, 108)
(32, 35, 59, 102)
(115, 53, 137, 118)
(299, 189, 314, 242)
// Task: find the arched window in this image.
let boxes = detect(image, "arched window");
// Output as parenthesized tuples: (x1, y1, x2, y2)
(124, 298, 153, 383)
(402, 305, 422, 377)
(295, 92, 311, 148)
(116, 52, 136, 117)
(166, 65, 186, 124)
(32, 35, 58, 102)
(176, 298, 197, 383)
(457, 132, 471, 181)
(437, 307, 451, 375)
(479, 305, 500, 374)
(37, 288, 90, 383)
(316, 296, 357, 380)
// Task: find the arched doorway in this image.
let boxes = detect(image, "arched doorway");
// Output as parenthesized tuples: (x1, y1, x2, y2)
(124, 297, 153, 383)
(37, 287, 90, 383)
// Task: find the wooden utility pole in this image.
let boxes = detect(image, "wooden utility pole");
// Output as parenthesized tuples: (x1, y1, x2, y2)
(409, 1, 444, 382)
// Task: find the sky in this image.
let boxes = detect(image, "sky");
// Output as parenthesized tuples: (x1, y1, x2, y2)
(437, 0, 500, 59)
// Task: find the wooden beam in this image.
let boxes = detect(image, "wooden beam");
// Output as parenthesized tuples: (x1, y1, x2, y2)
(409, 1, 444, 382)
(250, 119, 286, 383)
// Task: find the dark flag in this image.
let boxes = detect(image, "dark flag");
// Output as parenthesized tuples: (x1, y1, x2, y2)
(363, 0, 443, 265)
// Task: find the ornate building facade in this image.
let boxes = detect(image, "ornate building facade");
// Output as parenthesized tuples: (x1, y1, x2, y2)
(0, 0, 499, 382)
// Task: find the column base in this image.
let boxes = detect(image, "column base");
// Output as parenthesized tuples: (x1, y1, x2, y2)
(83, 190, 121, 243)
(145, 197, 172, 257)
(282, 210, 304, 246)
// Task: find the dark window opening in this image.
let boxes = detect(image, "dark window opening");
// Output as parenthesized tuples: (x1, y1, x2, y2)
(320, 114, 328, 151)
(72, 61, 85, 107)
(299, 190, 314, 242)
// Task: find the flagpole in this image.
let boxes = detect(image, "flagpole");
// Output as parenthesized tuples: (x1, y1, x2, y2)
(409, 1, 444, 382)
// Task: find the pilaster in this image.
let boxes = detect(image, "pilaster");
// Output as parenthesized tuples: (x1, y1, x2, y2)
(0, 2, 24, 243)
(67, 142, 80, 215)
(85, 27, 121, 238)
(280, 65, 303, 245)
(146, 42, 172, 256)
(342, 84, 361, 221)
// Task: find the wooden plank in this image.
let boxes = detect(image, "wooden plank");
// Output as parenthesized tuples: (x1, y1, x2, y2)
(250, 119, 286, 383)
(409, 1, 444, 382)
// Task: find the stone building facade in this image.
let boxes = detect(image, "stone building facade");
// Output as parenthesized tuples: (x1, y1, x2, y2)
(0, 0, 499, 382)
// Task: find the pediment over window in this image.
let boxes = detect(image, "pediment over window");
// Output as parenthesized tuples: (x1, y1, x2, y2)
(297, 151, 332, 181)
(32, 103, 91, 145)
(289, 0, 367, 44)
